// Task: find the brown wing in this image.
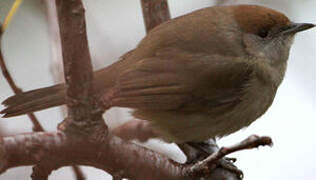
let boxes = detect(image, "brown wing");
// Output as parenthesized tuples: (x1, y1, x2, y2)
(109, 48, 253, 111)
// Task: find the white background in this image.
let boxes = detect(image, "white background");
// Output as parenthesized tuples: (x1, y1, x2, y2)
(0, 0, 316, 179)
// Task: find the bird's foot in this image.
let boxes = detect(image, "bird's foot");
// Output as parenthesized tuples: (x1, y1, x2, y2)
(178, 141, 243, 179)
(217, 158, 243, 179)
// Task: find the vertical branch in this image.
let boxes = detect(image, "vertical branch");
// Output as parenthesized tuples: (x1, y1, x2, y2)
(31, 0, 106, 178)
(55, 0, 105, 133)
(141, 0, 171, 33)
(56, 0, 94, 115)
(43, 1, 86, 179)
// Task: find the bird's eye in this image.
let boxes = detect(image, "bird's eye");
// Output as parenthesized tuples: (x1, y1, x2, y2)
(258, 28, 269, 38)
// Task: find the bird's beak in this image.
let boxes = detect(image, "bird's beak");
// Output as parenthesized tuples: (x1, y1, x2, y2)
(282, 23, 315, 35)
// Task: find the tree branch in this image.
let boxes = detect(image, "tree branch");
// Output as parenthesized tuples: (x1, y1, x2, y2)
(29, 0, 107, 178)
(55, 0, 106, 135)
(141, 0, 171, 33)
(0, 132, 187, 179)
(0, 132, 271, 179)
(189, 135, 272, 176)
(41, 1, 86, 179)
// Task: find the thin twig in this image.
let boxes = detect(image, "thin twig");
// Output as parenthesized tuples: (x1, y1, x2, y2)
(71, 166, 86, 180)
(2, 0, 23, 32)
(0, 21, 43, 132)
(190, 135, 273, 174)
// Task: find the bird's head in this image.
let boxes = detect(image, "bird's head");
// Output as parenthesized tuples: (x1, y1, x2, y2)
(232, 5, 315, 63)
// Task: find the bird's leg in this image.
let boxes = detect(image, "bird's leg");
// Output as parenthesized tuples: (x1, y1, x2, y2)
(177, 143, 205, 163)
(178, 139, 218, 163)
(178, 139, 243, 178)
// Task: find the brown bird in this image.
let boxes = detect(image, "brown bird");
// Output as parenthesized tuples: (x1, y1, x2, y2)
(1, 5, 314, 146)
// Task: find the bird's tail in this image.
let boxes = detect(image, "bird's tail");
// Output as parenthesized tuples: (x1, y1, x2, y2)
(1, 84, 66, 117)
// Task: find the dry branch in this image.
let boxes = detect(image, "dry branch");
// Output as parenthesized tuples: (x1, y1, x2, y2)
(0, 132, 187, 179)
(55, 0, 105, 133)
(189, 135, 272, 177)
(1, 7, 86, 177)
(0, 131, 271, 179)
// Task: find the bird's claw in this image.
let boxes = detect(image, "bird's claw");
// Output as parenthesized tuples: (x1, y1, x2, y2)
(217, 158, 243, 179)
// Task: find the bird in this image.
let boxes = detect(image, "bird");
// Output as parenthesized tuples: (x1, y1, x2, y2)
(1, 5, 314, 146)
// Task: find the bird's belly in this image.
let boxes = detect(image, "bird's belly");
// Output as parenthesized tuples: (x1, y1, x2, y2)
(133, 84, 276, 143)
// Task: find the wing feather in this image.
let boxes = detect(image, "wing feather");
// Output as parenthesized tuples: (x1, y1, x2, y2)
(109, 48, 253, 111)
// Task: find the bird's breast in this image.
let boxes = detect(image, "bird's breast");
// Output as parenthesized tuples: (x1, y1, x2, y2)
(133, 76, 277, 143)
(218, 77, 277, 137)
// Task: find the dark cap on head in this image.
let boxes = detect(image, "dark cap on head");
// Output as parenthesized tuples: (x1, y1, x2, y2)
(233, 5, 290, 37)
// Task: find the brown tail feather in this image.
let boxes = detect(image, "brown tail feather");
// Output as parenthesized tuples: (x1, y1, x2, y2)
(1, 84, 66, 117)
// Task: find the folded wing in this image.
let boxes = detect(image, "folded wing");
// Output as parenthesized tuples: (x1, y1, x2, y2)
(110, 48, 253, 111)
